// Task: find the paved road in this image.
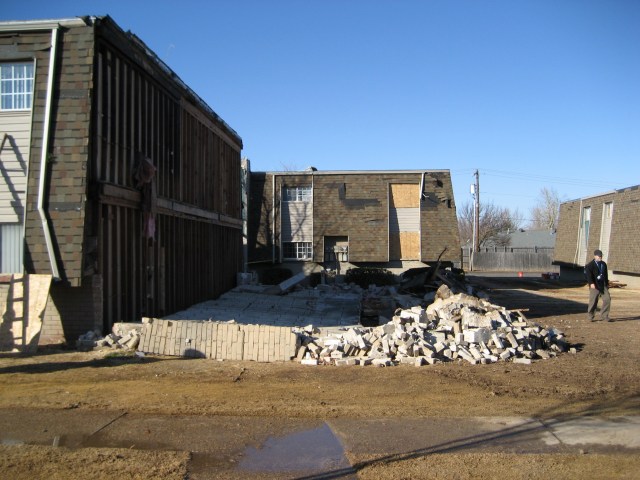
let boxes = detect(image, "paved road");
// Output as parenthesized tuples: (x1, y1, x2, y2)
(1, 408, 638, 479)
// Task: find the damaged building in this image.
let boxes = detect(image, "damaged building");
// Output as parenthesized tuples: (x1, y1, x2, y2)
(0, 16, 243, 345)
(245, 168, 460, 275)
(553, 184, 640, 287)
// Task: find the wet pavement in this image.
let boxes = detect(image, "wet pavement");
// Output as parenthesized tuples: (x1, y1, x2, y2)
(1, 408, 639, 478)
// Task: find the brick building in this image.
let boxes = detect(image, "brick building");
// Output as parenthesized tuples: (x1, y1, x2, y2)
(553, 185, 640, 287)
(0, 16, 243, 343)
(246, 168, 460, 273)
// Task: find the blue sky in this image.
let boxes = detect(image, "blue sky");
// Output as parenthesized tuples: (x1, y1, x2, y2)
(3, 0, 639, 222)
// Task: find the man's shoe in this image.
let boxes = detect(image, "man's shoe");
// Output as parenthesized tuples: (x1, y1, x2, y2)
(605, 318, 613, 322)
(589, 318, 598, 322)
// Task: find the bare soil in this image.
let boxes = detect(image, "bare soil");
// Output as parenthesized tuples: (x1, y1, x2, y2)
(1, 276, 639, 479)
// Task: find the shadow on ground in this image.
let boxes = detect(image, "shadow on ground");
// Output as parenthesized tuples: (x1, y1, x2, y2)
(290, 393, 640, 480)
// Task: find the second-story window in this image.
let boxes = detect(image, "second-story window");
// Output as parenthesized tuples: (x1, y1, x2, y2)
(0, 62, 35, 111)
(283, 186, 312, 202)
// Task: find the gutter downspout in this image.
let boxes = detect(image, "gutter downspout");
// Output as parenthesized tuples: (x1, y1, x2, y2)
(37, 27, 61, 279)
(572, 199, 583, 267)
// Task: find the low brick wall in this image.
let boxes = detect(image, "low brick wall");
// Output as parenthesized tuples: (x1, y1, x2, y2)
(138, 318, 299, 362)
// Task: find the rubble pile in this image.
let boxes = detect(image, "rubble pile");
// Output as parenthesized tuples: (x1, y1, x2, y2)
(76, 325, 141, 352)
(295, 285, 571, 367)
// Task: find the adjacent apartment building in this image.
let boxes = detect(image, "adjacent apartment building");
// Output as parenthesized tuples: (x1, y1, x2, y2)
(553, 184, 640, 287)
(0, 16, 243, 343)
(246, 168, 460, 271)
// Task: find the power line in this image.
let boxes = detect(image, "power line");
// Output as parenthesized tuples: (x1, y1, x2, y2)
(480, 168, 624, 188)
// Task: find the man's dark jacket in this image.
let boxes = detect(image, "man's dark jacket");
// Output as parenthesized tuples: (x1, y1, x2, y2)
(585, 259, 609, 291)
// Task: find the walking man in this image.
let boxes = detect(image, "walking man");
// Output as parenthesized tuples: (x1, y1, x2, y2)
(585, 249, 612, 322)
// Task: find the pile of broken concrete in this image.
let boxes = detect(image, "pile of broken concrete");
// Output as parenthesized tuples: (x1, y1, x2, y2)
(295, 284, 572, 367)
(77, 324, 141, 352)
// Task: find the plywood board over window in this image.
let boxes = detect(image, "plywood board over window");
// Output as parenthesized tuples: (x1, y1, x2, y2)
(389, 184, 420, 260)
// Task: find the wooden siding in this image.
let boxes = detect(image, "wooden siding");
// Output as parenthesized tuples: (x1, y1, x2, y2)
(89, 18, 243, 328)
(389, 183, 419, 208)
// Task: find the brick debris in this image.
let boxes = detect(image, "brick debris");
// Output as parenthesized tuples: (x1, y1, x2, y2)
(294, 284, 573, 366)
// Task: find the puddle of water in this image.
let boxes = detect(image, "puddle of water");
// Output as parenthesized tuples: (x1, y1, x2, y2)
(238, 422, 355, 476)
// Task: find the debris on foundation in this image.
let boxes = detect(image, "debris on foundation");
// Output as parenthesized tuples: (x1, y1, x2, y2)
(294, 284, 569, 367)
(76, 323, 142, 352)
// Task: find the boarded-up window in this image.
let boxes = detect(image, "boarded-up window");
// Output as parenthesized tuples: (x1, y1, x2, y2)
(389, 184, 419, 260)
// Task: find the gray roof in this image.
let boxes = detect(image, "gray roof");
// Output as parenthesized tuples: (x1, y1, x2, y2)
(505, 229, 556, 248)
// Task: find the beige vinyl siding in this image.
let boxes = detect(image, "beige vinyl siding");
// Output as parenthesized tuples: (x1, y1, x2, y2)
(0, 111, 31, 223)
(282, 201, 313, 242)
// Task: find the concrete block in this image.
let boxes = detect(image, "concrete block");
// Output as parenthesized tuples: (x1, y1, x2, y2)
(500, 349, 512, 361)
(335, 358, 357, 366)
(296, 346, 308, 361)
(371, 358, 391, 367)
(512, 357, 532, 365)
(433, 342, 446, 353)
(469, 346, 483, 360)
(536, 349, 551, 360)
(506, 332, 519, 347)
(463, 328, 491, 344)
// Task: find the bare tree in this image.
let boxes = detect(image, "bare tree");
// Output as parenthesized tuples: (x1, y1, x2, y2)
(279, 161, 300, 172)
(529, 187, 561, 230)
(458, 201, 523, 248)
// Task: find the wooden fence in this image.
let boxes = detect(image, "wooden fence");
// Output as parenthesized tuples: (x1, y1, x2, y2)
(461, 247, 556, 272)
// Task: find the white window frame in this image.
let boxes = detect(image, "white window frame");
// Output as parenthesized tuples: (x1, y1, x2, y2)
(283, 186, 312, 202)
(283, 241, 313, 260)
(0, 62, 35, 111)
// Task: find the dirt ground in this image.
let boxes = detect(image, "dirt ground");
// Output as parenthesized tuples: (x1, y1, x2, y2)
(1, 275, 639, 479)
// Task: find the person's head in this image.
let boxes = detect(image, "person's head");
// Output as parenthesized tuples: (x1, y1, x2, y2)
(594, 249, 603, 260)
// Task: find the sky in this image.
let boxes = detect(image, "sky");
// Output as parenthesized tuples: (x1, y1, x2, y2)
(3, 0, 639, 224)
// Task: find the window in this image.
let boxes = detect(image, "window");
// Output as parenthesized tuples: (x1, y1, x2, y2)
(283, 242, 312, 260)
(283, 186, 311, 202)
(0, 62, 35, 111)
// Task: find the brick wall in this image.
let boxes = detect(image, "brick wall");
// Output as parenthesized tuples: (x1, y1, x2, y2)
(40, 275, 102, 344)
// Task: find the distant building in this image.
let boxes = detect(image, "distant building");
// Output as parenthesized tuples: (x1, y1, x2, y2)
(0, 16, 243, 343)
(245, 168, 460, 273)
(554, 184, 640, 287)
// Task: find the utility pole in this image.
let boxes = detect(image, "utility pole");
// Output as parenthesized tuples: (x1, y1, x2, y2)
(473, 169, 480, 253)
